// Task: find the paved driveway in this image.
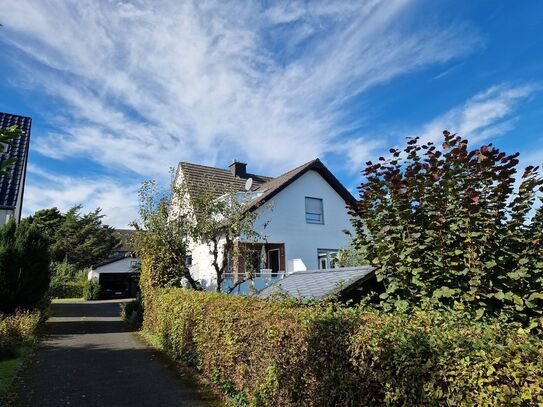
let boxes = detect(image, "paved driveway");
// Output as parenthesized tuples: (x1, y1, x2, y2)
(13, 300, 210, 407)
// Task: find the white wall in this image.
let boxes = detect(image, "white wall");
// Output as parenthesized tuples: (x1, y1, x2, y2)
(252, 170, 354, 271)
(87, 257, 140, 281)
(189, 169, 354, 287)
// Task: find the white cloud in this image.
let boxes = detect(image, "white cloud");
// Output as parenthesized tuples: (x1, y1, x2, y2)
(330, 137, 387, 172)
(415, 84, 537, 144)
(23, 165, 140, 228)
(0, 0, 479, 180)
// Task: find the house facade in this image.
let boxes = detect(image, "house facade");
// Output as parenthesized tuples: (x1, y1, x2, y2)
(0, 112, 31, 226)
(174, 159, 356, 291)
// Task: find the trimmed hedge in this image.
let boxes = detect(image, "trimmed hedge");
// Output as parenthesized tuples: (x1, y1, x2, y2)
(0, 310, 41, 360)
(48, 280, 85, 299)
(83, 280, 101, 300)
(144, 288, 543, 406)
(121, 299, 143, 329)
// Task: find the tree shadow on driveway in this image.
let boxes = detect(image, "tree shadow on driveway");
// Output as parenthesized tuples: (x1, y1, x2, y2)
(12, 301, 215, 407)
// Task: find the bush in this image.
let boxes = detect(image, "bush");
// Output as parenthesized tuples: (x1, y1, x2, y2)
(145, 288, 543, 406)
(48, 280, 85, 299)
(351, 132, 543, 325)
(0, 310, 41, 360)
(83, 280, 101, 300)
(121, 299, 143, 328)
(0, 220, 51, 313)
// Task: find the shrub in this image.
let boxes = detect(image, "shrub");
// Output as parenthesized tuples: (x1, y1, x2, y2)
(48, 280, 85, 299)
(351, 132, 543, 325)
(121, 299, 143, 328)
(83, 280, 101, 300)
(0, 310, 41, 360)
(145, 288, 543, 406)
(0, 219, 51, 313)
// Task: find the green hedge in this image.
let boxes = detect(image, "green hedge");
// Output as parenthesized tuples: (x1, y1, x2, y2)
(83, 280, 101, 300)
(144, 288, 543, 406)
(0, 310, 41, 360)
(48, 280, 85, 299)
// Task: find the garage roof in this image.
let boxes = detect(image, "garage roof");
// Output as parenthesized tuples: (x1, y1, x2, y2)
(257, 266, 375, 301)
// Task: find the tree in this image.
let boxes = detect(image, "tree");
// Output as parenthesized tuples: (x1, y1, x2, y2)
(182, 179, 267, 293)
(335, 232, 368, 268)
(49, 206, 120, 268)
(0, 219, 51, 313)
(0, 125, 21, 177)
(351, 131, 543, 324)
(131, 180, 199, 292)
(132, 176, 266, 294)
(26, 207, 64, 241)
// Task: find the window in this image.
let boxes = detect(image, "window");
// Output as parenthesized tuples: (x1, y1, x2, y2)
(305, 197, 324, 224)
(318, 249, 338, 270)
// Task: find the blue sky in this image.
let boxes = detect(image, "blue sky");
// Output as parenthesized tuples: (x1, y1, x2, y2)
(0, 0, 542, 227)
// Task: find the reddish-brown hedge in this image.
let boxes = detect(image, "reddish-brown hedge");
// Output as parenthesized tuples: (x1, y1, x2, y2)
(145, 288, 543, 406)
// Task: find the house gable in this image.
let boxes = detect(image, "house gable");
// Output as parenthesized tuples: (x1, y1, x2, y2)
(250, 159, 356, 211)
(251, 168, 355, 271)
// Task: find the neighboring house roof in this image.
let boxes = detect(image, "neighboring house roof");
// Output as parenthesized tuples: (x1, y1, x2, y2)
(178, 161, 272, 200)
(177, 158, 357, 211)
(91, 253, 139, 270)
(114, 229, 136, 252)
(257, 266, 375, 301)
(0, 112, 31, 216)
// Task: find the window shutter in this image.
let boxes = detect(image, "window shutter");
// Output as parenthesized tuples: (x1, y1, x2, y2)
(305, 197, 323, 214)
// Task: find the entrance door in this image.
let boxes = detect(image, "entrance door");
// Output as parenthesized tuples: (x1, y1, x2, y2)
(268, 249, 280, 277)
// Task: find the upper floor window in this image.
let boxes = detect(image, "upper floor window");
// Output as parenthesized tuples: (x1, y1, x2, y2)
(305, 197, 323, 224)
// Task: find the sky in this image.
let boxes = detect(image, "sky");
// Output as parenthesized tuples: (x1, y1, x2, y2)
(0, 0, 542, 228)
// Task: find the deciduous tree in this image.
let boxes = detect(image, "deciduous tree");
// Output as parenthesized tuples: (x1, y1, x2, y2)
(351, 131, 543, 325)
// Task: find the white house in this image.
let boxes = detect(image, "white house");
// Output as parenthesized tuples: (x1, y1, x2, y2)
(174, 158, 357, 291)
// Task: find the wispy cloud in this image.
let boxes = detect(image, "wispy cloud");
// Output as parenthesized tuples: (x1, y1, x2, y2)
(24, 165, 140, 228)
(0, 1, 488, 226)
(415, 84, 537, 144)
(1, 0, 478, 178)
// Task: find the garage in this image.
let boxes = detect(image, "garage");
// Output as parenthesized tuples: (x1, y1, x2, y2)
(88, 256, 141, 299)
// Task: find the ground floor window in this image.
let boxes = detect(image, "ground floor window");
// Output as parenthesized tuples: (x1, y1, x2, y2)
(318, 249, 338, 270)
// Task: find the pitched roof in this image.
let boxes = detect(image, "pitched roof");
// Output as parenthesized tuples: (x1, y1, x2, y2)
(178, 161, 272, 200)
(177, 158, 357, 211)
(0, 112, 31, 215)
(257, 266, 375, 301)
(250, 158, 357, 209)
(91, 252, 139, 270)
(114, 229, 137, 252)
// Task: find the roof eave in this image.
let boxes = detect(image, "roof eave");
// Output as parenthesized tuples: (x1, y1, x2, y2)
(246, 159, 357, 212)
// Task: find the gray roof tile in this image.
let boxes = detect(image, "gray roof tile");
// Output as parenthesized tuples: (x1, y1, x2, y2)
(257, 266, 375, 301)
(0, 112, 31, 212)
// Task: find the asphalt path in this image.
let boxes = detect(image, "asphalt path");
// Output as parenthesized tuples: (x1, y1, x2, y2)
(12, 300, 210, 407)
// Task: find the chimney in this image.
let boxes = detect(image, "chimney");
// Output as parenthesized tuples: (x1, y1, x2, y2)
(229, 160, 247, 178)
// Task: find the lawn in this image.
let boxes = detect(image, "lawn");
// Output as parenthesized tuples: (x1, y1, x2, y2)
(51, 298, 84, 303)
(0, 346, 28, 396)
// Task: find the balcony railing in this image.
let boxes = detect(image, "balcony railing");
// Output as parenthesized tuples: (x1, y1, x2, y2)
(222, 270, 287, 294)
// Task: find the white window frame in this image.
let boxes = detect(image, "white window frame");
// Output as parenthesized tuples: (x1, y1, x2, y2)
(317, 249, 338, 269)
